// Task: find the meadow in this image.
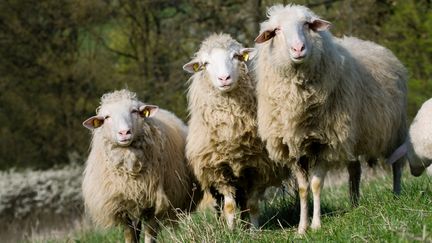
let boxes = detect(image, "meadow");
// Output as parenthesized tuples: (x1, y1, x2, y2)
(45, 168, 431, 243)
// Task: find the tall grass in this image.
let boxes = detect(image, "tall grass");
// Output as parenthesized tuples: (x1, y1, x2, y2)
(65, 171, 431, 242)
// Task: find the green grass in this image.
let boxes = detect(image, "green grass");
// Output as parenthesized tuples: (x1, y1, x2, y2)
(62, 173, 431, 242)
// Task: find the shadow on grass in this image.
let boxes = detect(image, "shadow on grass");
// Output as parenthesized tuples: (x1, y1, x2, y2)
(259, 193, 349, 230)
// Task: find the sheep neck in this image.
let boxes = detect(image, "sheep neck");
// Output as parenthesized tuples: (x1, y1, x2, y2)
(102, 133, 162, 176)
(199, 71, 257, 140)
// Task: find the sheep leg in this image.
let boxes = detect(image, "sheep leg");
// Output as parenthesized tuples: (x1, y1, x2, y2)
(124, 225, 134, 243)
(310, 164, 327, 230)
(143, 218, 158, 243)
(244, 189, 261, 229)
(295, 163, 309, 234)
(223, 194, 237, 230)
(392, 158, 404, 195)
(347, 160, 361, 207)
(124, 218, 141, 243)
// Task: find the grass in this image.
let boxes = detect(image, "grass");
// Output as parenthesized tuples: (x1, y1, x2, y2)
(57, 172, 431, 242)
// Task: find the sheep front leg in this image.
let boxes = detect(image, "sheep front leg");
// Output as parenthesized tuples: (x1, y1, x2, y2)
(144, 218, 158, 243)
(347, 160, 361, 207)
(224, 194, 237, 230)
(124, 225, 134, 243)
(295, 165, 309, 234)
(124, 219, 141, 243)
(310, 163, 327, 230)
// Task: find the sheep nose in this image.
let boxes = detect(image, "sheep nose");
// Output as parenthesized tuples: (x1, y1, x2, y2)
(291, 43, 305, 53)
(218, 75, 231, 82)
(118, 129, 131, 136)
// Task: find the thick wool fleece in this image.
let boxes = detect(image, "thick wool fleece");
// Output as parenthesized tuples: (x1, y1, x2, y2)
(82, 91, 201, 228)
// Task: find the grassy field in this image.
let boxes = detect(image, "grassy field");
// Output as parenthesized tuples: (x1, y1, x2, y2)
(58, 172, 431, 243)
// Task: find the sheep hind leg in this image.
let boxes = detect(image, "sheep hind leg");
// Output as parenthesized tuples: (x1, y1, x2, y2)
(347, 160, 361, 207)
(143, 218, 158, 243)
(124, 219, 141, 243)
(310, 164, 327, 230)
(247, 190, 261, 230)
(223, 194, 237, 230)
(295, 164, 309, 235)
(392, 157, 405, 195)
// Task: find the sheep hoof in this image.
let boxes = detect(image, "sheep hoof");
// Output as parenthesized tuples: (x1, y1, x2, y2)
(310, 221, 321, 230)
(297, 227, 307, 235)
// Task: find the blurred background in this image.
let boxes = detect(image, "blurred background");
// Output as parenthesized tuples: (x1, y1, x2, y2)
(0, 0, 431, 241)
(1, 0, 431, 170)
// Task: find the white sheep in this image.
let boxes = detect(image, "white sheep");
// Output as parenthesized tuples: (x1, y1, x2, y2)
(82, 89, 202, 243)
(183, 33, 289, 230)
(402, 98, 432, 176)
(254, 4, 408, 233)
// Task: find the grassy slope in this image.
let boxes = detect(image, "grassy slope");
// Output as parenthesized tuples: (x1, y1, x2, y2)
(62, 173, 431, 243)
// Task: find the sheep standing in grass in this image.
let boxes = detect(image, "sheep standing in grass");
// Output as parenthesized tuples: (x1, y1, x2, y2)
(183, 33, 289, 229)
(254, 4, 407, 233)
(82, 89, 202, 243)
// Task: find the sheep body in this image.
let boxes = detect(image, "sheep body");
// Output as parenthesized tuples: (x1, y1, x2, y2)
(185, 33, 289, 229)
(82, 89, 201, 242)
(254, 4, 407, 233)
(406, 98, 432, 176)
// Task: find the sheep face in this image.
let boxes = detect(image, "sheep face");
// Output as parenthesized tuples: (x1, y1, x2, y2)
(83, 100, 159, 146)
(255, 5, 330, 66)
(183, 47, 254, 93)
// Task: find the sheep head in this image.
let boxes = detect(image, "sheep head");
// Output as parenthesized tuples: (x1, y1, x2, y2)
(255, 4, 330, 66)
(83, 91, 158, 147)
(183, 34, 255, 93)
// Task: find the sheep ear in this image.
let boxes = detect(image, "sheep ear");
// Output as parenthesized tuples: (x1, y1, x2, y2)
(139, 105, 159, 118)
(183, 61, 204, 73)
(83, 116, 104, 130)
(255, 29, 276, 43)
(309, 18, 331, 32)
(237, 48, 256, 62)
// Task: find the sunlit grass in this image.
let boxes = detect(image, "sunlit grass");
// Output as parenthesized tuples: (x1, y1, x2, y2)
(64, 172, 431, 242)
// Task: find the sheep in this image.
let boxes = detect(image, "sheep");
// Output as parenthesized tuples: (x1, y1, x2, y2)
(82, 89, 202, 243)
(392, 98, 432, 176)
(253, 4, 408, 234)
(183, 33, 290, 230)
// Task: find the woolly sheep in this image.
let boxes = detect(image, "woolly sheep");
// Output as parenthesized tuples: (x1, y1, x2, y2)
(254, 4, 407, 234)
(82, 89, 202, 243)
(401, 98, 432, 176)
(183, 33, 289, 229)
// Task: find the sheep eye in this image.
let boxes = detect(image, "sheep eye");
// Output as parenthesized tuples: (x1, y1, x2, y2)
(131, 109, 138, 114)
(104, 115, 110, 119)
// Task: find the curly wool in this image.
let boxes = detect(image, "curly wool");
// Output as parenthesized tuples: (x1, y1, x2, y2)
(186, 35, 287, 197)
(82, 90, 201, 228)
(195, 33, 243, 58)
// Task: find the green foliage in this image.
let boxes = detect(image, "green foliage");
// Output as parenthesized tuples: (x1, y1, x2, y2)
(380, 0, 432, 118)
